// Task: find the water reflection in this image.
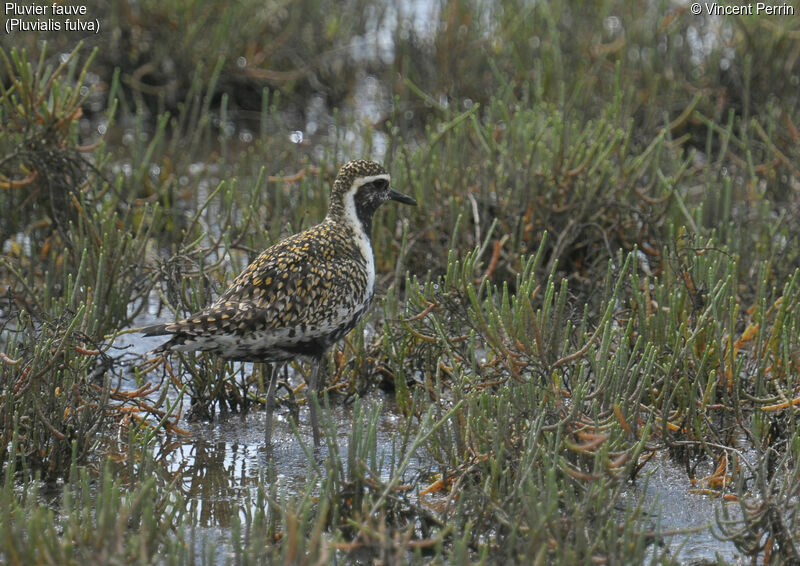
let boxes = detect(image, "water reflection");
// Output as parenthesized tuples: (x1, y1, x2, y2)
(628, 451, 743, 564)
(131, 390, 409, 529)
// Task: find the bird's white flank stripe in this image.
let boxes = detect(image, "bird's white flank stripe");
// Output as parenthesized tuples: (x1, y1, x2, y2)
(341, 174, 389, 301)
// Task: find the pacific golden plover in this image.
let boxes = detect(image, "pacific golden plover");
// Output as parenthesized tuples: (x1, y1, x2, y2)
(142, 160, 416, 446)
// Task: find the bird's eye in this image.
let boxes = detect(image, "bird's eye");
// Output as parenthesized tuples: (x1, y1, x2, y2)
(373, 179, 387, 190)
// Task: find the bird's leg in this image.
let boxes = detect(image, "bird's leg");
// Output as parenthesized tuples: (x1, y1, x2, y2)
(308, 356, 322, 447)
(264, 363, 278, 446)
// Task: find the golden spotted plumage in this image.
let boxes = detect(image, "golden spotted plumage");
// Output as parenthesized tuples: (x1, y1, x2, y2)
(141, 160, 416, 445)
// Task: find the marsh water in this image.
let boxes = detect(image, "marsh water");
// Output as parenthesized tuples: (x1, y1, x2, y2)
(115, 314, 431, 548)
(115, 311, 745, 564)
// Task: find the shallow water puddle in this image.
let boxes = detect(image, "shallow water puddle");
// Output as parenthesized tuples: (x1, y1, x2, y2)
(113, 318, 420, 522)
(152, 393, 413, 525)
(626, 451, 745, 564)
(113, 317, 747, 563)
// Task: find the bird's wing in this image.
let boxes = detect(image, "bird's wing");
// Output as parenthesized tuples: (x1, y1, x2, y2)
(153, 223, 370, 344)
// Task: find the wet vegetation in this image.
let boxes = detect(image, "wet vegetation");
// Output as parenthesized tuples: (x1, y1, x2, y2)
(1, 0, 800, 563)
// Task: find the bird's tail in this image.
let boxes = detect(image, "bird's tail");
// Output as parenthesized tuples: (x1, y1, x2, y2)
(139, 323, 179, 354)
(140, 323, 170, 337)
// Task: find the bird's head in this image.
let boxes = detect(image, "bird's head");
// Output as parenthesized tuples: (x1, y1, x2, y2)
(329, 160, 416, 235)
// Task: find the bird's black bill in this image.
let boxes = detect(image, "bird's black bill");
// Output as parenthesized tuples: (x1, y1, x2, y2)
(388, 188, 417, 206)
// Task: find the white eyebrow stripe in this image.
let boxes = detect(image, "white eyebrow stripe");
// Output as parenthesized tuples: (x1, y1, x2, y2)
(350, 174, 391, 191)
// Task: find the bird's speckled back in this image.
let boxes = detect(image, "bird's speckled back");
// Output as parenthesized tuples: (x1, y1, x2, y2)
(143, 159, 410, 362)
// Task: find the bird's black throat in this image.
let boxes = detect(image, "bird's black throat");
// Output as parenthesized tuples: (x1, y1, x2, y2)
(354, 187, 385, 239)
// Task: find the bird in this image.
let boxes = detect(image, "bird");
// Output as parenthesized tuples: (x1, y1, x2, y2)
(142, 159, 417, 447)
